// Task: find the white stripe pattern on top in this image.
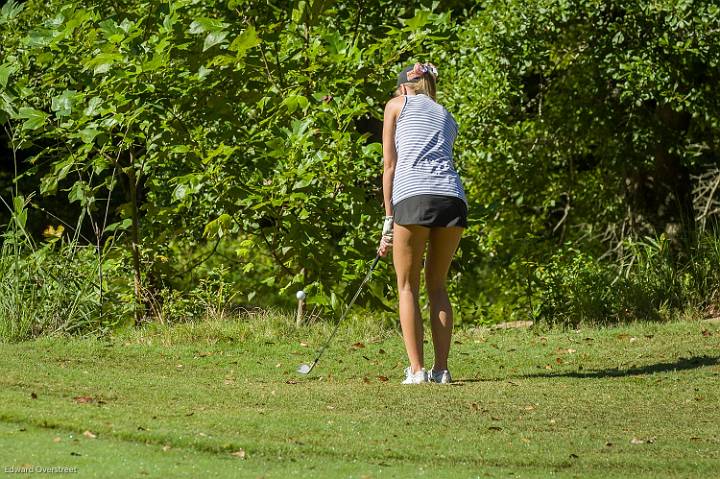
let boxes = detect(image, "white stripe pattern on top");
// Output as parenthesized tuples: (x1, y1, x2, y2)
(392, 94, 466, 206)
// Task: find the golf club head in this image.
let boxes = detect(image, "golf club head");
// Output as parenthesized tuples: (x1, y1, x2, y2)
(297, 363, 313, 375)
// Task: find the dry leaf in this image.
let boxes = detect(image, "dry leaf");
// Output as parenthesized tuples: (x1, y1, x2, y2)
(378, 349, 386, 354)
(701, 329, 712, 337)
(31, 392, 38, 399)
(73, 396, 94, 404)
(524, 405, 535, 411)
(470, 403, 480, 411)
(351, 342, 365, 350)
(231, 449, 246, 459)
(544, 364, 552, 370)
(556, 348, 576, 354)
(555, 357, 564, 365)
(630, 436, 655, 445)
(285, 380, 298, 384)
(82, 430, 97, 439)
(53, 436, 61, 443)
(377, 375, 389, 382)
(162, 445, 171, 452)
(300, 342, 308, 347)
(362, 377, 370, 384)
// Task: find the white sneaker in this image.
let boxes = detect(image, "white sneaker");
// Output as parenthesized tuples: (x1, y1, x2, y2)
(429, 368, 452, 384)
(401, 367, 428, 384)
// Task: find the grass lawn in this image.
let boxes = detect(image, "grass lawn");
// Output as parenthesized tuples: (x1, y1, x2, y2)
(1, 315, 718, 478)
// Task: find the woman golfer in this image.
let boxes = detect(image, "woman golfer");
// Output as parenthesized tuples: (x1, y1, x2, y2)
(377, 62, 467, 384)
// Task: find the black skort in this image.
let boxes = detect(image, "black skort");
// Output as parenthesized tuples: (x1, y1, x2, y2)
(392, 194, 468, 228)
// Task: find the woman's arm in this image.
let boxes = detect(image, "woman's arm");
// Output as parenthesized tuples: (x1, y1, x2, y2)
(382, 97, 403, 216)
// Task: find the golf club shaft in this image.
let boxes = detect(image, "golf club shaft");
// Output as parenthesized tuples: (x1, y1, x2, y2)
(306, 255, 381, 371)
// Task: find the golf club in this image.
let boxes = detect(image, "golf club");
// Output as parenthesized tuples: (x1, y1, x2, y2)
(297, 254, 381, 375)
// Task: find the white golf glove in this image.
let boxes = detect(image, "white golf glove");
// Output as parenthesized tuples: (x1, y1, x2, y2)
(382, 216, 394, 242)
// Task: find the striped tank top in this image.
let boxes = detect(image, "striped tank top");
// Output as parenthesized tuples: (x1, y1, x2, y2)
(392, 94, 466, 206)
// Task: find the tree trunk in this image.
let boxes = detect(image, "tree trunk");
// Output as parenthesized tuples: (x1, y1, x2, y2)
(127, 151, 144, 326)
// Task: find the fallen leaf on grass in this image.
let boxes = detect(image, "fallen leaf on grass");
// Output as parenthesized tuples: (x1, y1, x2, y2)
(231, 449, 246, 459)
(73, 396, 94, 404)
(378, 349, 386, 354)
(630, 436, 655, 445)
(162, 445, 171, 452)
(556, 348, 576, 354)
(53, 436, 61, 443)
(524, 405, 535, 411)
(351, 342, 365, 350)
(299, 342, 309, 347)
(362, 377, 370, 384)
(285, 380, 298, 384)
(31, 392, 38, 399)
(555, 357, 564, 365)
(544, 365, 552, 370)
(82, 430, 97, 439)
(377, 376, 389, 382)
(702, 329, 712, 337)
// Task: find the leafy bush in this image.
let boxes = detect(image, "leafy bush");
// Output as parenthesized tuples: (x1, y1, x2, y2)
(1, 0, 720, 331)
(0, 195, 115, 339)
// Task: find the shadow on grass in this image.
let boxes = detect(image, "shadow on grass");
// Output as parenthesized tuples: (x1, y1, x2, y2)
(524, 355, 720, 379)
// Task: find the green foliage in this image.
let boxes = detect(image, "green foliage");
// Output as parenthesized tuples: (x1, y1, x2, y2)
(1, 0, 720, 330)
(0, 195, 119, 339)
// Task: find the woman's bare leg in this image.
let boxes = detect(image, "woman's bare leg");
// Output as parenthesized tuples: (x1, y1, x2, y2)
(393, 224, 430, 373)
(425, 226, 463, 371)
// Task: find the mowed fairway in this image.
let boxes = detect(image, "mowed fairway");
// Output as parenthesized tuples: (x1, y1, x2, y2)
(1, 317, 718, 478)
